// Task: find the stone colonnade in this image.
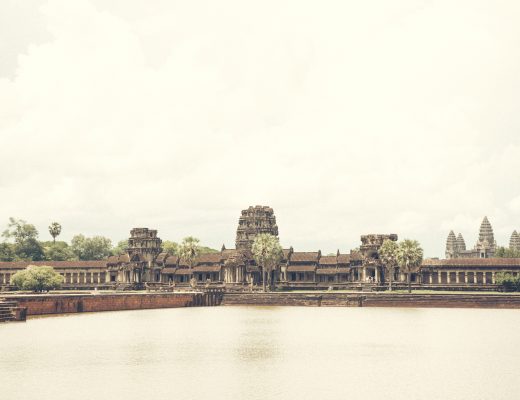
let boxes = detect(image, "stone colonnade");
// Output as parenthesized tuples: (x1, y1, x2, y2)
(0, 269, 108, 285)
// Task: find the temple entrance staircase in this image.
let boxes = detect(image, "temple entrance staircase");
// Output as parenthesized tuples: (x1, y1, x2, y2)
(0, 298, 19, 322)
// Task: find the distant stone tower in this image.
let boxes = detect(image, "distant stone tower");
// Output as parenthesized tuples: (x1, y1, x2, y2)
(127, 228, 162, 265)
(235, 206, 279, 252)
(474, 216, 496, 258)
(456, 233, 466, 252)
(445, 230, 457, 259)
(510, 230, 520, 251)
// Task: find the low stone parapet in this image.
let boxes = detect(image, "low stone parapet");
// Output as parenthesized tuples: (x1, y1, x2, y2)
(221, 292, 520, 308)
(5, 292, 212, 316)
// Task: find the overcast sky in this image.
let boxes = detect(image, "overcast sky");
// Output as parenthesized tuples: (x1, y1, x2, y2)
(1, 0, 520, 257)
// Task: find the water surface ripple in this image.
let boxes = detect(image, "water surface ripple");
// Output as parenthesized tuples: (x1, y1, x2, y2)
(1, 306, 519, 400)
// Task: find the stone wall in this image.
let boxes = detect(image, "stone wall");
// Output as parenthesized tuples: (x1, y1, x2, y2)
(7, 292, 213, 316)
(221, 292, 520, 309)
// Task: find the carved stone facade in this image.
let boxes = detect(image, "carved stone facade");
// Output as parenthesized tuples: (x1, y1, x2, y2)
(359, 234, 398, 282)
(3, 207, 520, 291)
(235, 206, 278, 252)
(107, 228, 163, 285)
(445, 217, 496, 259)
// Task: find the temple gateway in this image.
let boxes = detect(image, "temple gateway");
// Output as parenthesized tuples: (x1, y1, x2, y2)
(1, 207, 520, 291)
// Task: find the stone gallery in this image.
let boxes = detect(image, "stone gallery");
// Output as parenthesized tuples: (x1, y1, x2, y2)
(1, 206, 520, 290)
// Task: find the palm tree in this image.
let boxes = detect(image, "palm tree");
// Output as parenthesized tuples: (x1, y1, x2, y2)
(396, 239, 424, 293)
(379, 239, 398, 291)
(48, 222, 62, 244)
(178, 236, 200, 270)
(251, 233, 283, 292)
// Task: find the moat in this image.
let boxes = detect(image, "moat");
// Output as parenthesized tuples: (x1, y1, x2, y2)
(1, 307, 519, 400)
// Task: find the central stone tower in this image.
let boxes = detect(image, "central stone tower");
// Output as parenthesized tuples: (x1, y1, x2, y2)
(235, 205, 279, 252)
(127, 228, 162, 264)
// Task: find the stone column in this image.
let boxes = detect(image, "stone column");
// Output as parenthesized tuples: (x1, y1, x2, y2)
(483, 272, 487, 284)
(492, 272, 496, 284)
(362, 267, 366, 282)
(464, 272, 468, 284)
(429, 273, 433, 284)
(456, 272, 459, 284)
(447, 272, 451, 284)
(375, 268, 379, 283)
(438, 271, 442, 284)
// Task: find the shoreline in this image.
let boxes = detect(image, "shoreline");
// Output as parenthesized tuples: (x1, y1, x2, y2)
(3, 290, 520, 320)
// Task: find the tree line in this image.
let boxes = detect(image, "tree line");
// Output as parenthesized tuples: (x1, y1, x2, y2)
(0, 218, 217, 262)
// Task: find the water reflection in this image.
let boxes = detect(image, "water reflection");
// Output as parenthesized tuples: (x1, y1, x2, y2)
(1, 307, 520, 400)
(234, 307, 282, 362)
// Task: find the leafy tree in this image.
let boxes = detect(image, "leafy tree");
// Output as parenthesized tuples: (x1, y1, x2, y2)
(0, 243, 15, 261)
(162, 240, 179, 255)
(11, 265, 63, 292)
(495, 246, 520, 258)
(48, 222, 62, 243)
(252, 233, 283, 292)
(2, 218, 44, 261)
(111, 240, 128, 256)
(199, 246, 219, 254)
(495, 272, 520, 292)
(42, 241, 77, 261)
(178, 237, 200, 269)
(396, 239, 424, 293)
(71, 234, 112, 260)
(379, 239, 399, 291)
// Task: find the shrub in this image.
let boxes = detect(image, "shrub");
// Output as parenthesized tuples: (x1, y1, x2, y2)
(11, 265, 64, 292)
(495, 272, 520, 292)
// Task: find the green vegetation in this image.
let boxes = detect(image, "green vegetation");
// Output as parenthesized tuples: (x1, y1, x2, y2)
(379, 239, 399, 291)
(495, 247, 520, 258)
(162, 240, 217, 256)
(162, 240, 179, 255)
(48, 222, 62, 243)
(252, 233, 283, 292)
(2, 218, 44, 261)
(10, 265, 64, 292)
(178, 236, 201, 268)
(111, 239, 128, 256)
(71, 234, 113, 260)
(495, 272, 520, 292)
(41, 241, 76, 261)
(396, 239, 424, 293)
(0, 217, 226, 262)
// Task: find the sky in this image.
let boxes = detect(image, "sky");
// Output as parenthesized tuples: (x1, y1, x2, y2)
(1, 0, 520, 257)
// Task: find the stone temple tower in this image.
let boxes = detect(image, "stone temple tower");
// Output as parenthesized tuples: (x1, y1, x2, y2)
(445, 230, 457, 259)
(235, 205, 279, 252)
(474, 216, 496, 258)
(510, 231, 520, 251)
(127, 228, 162, 265)
(456, 233, 466, 253)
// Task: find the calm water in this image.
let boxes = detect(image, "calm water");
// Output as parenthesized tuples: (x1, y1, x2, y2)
(1, 306, 520, 400)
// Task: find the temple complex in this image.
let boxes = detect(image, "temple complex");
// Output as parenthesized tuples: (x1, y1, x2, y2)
(1, 207, 520, 291)
(445, 216, 497, 258)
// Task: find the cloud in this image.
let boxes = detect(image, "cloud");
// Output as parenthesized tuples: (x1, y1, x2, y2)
(1, 0, 520, 257)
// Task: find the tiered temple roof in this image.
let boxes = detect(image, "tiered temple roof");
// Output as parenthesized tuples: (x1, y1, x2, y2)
(456, 233, 466, 251)
(235, 205, 278, 251)
(510, 230, 520, 251)
(478, 216, 495, 246)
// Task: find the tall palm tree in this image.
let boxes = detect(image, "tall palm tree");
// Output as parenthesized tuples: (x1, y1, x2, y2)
(396, 239, 424, 293)
(251, 233, 283, 292)
(178, 236, 200, 270)
(379, 239, 398, 291)
(48, 222, 62, 244)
